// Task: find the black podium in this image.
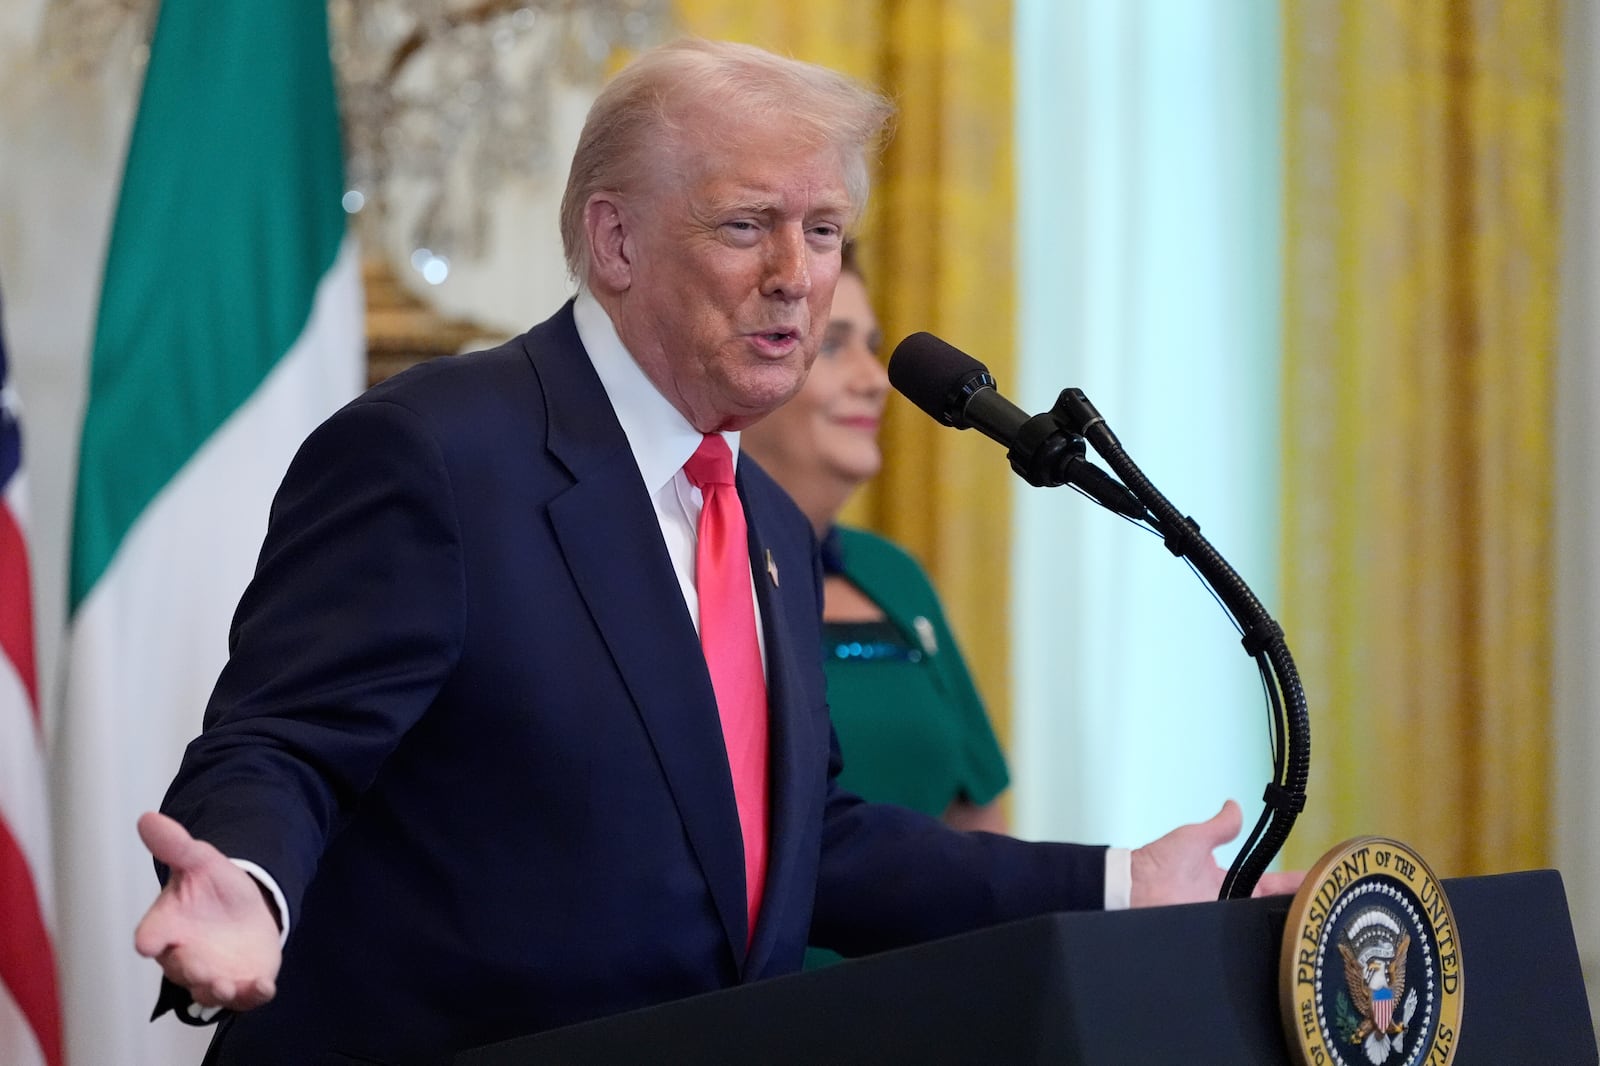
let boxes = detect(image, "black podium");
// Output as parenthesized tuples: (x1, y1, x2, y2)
(456, 870, 1596, 1065)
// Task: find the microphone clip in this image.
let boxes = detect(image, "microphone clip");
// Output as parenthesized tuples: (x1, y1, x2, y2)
(1007, 399, 1148, 521)
(1006, 413, 1087, 489)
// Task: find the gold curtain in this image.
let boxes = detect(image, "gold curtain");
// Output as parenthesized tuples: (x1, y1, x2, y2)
(1281, 1, 1562, 876)
(671, 2, 1018, 735)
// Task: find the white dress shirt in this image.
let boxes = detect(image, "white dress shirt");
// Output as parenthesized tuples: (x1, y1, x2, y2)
(572, 289, 767, 668)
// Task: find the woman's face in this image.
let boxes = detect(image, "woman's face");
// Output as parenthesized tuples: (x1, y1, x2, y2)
(742, 269, 889, 500)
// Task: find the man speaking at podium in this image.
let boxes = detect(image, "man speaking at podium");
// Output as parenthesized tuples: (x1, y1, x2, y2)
(132, 38, 1299, 1065)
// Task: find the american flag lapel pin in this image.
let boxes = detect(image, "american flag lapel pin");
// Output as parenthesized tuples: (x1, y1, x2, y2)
(765, 549, 780, 587)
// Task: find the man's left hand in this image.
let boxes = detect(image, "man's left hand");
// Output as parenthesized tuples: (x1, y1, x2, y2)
(1129, 799, 1304, 908)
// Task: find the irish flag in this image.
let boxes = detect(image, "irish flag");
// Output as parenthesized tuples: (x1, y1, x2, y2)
(56, 3, 362, 1063)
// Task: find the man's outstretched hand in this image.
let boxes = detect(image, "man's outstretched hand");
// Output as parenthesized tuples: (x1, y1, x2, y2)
(1130, 799, 1304, 908)
(133, 811, 281, 1012)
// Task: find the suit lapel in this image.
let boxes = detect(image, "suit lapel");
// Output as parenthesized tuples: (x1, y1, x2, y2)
(532, 307, 748, 960)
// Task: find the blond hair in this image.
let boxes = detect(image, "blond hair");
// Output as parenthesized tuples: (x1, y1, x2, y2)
(559, 38, 895, 283)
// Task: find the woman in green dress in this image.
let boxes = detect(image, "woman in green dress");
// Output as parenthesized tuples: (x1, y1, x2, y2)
(742, 247, 1009, 833)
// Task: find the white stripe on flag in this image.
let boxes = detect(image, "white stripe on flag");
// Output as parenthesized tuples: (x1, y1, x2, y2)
(0, 657, 52, 924)
(4, 468, 28, 529)
(57, 235, 361, 1066)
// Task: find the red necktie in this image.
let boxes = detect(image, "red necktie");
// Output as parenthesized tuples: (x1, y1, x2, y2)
(683, 434, 769, 946)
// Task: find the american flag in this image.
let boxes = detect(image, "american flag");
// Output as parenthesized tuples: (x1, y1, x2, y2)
(0, 286, 64, 1066)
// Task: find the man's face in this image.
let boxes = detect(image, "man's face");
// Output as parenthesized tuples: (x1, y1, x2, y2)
(607, 123, 854, 432)
(741, 270, 887, 501)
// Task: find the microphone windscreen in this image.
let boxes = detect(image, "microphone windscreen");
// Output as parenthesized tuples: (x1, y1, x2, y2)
(887, 332, 991, 424)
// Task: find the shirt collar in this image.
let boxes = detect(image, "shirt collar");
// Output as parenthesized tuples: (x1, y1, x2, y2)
(572, 288, 742, 494)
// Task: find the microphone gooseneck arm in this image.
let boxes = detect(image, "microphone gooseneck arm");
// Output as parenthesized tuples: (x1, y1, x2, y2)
(1051, 388, 1310, 900)
(887, 332, 1309, 899)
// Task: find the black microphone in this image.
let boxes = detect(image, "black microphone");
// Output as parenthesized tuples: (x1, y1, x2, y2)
(887, 332, 1146, 520)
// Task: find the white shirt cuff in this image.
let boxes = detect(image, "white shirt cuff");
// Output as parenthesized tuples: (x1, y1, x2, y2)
(229, 858, 291, 946)
(182, 1000, 223, 1023)
(1103, 847, 1132, 910)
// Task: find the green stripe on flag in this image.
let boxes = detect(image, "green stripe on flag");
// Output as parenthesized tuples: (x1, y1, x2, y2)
(71, 0, 346, 610)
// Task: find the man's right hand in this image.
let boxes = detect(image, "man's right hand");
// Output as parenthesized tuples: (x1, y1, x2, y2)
(134, 811, 282, 1012)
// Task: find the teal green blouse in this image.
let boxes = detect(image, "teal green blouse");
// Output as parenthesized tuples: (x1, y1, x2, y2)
(820, 526, 1010, 817)
(805, 527, 1010, 967)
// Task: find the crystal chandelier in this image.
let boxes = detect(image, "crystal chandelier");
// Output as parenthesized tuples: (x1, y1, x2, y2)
(39, 0, 672, 279)
(330, 0, 670, 278)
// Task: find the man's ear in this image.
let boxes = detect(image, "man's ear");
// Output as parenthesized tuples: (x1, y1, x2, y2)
(584, 194, 632, 294)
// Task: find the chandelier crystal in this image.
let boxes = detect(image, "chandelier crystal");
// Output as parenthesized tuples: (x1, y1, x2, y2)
(38, 0, 672, 272)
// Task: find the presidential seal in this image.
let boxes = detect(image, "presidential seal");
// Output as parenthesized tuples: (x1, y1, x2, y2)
(1280, 838, 1464, 1066)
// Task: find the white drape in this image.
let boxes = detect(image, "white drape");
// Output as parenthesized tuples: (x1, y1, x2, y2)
(1554, 0, 1600, 1024)
(1011, 0, 1282, 852)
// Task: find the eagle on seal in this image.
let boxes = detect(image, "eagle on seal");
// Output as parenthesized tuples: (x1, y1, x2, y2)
(1340, 932, 1412, 1063)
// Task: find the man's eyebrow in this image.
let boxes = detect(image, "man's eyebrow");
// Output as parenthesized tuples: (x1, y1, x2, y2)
(703, 194, 782, 215)
(700, 191, 852, 218)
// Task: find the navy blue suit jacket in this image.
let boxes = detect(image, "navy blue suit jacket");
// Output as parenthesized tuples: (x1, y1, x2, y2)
(160, 303, 1107, 1065)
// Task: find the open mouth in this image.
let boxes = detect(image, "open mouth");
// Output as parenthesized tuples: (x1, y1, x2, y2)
(749, 329, 800, 356)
